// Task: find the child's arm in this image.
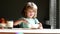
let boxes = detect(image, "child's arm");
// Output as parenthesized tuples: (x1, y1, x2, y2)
(13, 19, 28, 26)
(38, 22, 43, 29)
(13, 20, 22, 26)
(29, 23, 43, 29)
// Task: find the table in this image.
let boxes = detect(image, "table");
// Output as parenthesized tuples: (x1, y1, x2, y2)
(0, 28, 60, 33)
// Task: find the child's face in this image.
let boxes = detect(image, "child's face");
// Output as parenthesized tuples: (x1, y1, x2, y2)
(26, 8, 35, 18)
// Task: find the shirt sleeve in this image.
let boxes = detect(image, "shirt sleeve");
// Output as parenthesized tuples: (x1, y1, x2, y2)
(35, 18, 40, 24)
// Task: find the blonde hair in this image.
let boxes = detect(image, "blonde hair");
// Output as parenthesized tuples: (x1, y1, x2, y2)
(22, 2, 38, 18)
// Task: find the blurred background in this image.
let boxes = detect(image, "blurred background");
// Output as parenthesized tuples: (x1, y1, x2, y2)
(0, 0, 59, 29)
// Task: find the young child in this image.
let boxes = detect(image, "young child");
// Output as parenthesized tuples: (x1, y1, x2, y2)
(14, 2, 43, 29)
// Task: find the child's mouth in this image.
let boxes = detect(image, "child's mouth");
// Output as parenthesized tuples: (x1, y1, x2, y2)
(30, 14, 33, 16)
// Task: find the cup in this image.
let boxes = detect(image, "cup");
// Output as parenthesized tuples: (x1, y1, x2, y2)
(7, 21, 13, 28)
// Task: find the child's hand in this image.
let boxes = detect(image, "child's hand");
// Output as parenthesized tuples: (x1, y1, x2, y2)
(28, 24, 39, 28)
(38, 23, 43, 29)
(21, 19, 28, 24)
